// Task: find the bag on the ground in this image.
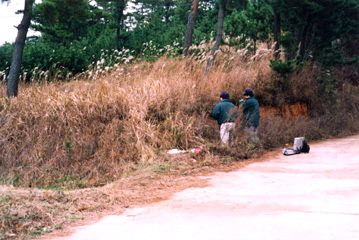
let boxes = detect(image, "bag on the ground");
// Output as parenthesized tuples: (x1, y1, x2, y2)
(282, 137, 310, 156)
(300, 140, 310, 153)
(282, 148, 300, 156)
(293, 137, 304, 151)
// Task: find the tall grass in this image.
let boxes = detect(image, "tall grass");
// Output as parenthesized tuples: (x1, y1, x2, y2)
(1, 43, 358, 188)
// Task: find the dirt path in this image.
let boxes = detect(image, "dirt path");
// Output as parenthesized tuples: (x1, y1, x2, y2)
(49, 135, 359, 240)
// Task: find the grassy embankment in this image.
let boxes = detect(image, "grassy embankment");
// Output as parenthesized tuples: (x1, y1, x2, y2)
(1, 45, 359, 239)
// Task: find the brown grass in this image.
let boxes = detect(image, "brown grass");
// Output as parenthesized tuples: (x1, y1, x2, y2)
(1, 44, 358, 188)
(1, 43, 359, 239)
(0, 46, 276, 189)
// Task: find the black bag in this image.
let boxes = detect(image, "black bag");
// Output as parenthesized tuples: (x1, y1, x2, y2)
(300, 140, 310, 153)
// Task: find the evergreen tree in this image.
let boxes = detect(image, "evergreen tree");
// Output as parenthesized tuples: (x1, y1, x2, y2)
(224, 0, 272, 54)
(269, 0, 359, 64)
(32, 0, 92, 46)
(96, 0, 130, 50)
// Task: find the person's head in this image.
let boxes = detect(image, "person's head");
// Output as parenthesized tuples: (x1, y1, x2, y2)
(220, 91, 230, 100)
(243, 88, 254, 99)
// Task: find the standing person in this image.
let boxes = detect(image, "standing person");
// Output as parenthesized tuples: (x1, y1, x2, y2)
(239, 88, 260, 142)
(212, 91, 237, 145)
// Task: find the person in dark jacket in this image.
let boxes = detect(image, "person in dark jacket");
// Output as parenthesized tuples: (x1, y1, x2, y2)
(212, 91, 237, 145)
(239, 88, 260, 142)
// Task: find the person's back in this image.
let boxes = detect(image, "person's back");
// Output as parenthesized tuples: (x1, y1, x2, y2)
(239, 88, 260, 142)
(212, 91, 237, 145)
(212, 99, 236, 125)
(242, 96, 260, 127)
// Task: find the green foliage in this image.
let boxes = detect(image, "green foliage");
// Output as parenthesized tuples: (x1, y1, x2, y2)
(280, 31, 298, 60)
(1, 0, 359, 82)
(275, 0, 359, 64)
(0, 43, 13, 70)
(20, 38, 93, 80)
(1, 0, 215, 81)
(224, 0, 272, 51)
(269, 58, 305, 91)
(128, 0, 188, 50)
(0, 42, 13, 79)
(269, 59, 295, 79)
(32, 0, 92, 45)
(22, 39, 89, 78)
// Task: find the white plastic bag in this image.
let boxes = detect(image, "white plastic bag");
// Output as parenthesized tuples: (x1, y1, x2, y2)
(282, 148, 299, 156)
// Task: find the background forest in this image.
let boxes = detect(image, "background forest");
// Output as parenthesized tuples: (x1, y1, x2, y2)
(0, 0, 358, 81)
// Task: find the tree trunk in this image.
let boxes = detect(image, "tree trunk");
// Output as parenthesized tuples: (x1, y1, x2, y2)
(7, 0, 34, 98)
(115, 0, 126, 50)
(204, 0, 227, 78)
(253, 39, 257, 55)
(304, 23, 315, 60)
(299, 23, 309, 60)
(299, 14, 310, 61)
(184, 0, 200, 57)
(273, 1, 281, 60)
(165, 0, 171, 23)
(284, 29, 299, 62)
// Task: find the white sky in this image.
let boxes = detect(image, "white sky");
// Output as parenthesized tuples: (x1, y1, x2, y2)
(0, 0, 138, 46)
(0, 0, 39, 45)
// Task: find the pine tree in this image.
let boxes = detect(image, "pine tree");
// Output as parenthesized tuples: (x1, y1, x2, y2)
(204, 0, 228, 77)
(5, 0, 34, 97)
(32, 0, 92, 46)
(184, 0, 200, 57)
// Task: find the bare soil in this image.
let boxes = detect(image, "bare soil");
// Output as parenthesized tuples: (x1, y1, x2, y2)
(1, 150, 272, 240)
(43, 135, 359, 240)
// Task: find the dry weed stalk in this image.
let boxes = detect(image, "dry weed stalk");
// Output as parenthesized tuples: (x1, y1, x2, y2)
(1, 42, 359, 189)
(1, 43, 359, 189)
(1, 43, 359, 239)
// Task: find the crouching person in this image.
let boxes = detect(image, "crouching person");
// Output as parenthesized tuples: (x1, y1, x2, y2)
(211, 91, 237, 145)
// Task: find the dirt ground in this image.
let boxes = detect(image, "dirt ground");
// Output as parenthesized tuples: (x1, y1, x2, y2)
(0, 145, 273, 240)
(7, 135, 356, 240)
(36, 157, 269, 240)
(46, 135, 359, 240)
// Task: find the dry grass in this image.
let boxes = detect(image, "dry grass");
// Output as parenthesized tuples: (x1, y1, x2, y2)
(1, 43, 359, 239)
(0, 46, 276, 189)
